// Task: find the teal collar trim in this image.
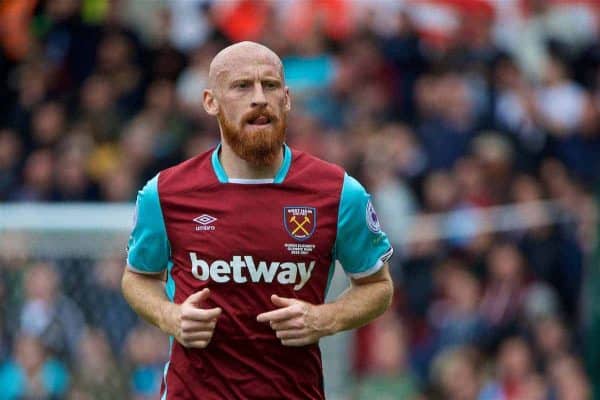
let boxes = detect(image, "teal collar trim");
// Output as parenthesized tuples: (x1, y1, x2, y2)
(211, 143, 292, 184)
(274, 144, 292, 184)
(211, 144, 228, 183)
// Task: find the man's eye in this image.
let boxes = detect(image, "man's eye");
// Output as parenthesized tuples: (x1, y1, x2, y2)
(234, 82, 249, 89)
(264, 82, 278, 89)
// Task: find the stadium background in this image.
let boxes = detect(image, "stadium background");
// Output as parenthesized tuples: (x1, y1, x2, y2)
(1, 0, 600, 399)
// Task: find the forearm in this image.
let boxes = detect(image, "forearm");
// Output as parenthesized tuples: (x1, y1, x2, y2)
(121, 268, 177, 335)
(323, 264, 393, 335)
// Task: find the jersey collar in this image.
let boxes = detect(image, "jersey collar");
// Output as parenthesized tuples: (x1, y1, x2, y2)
(211, 143, 292, 184)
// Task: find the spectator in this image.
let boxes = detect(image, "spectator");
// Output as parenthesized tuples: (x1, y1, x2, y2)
(124, 324, 169, 400)
(9, 61, 49, 131)
(94, 32, 144, 114)
(353, 311, 421, 399)
(423, 171, 458, 213)
(429, 260, 488, 352)
(534, 55, 589, 138)
(0, 129, 23, 201)
(480, 336, 535, 400)
(12, 148, 55, 201)
(480, 243, 529, 335)
(19, 262, 86, 361)
(470, 132, 515, 204)
(416, 73, 477, 171)
(520, 373, 550, 400)
(547, 354, 591, 400)
(431, 346, 483, 400)
(166, 0, 214, 52)
(531, 316, 571, 365)
(69, 329, 128, 400)
(0, 278, 11, 361)
(453, 156, 492, 208)
(176, 44, 213, 120)
(0, 333, 70, 399)
(29, 101, 66, 150)
(99, 163, 137, 202)
(492, 54, 545, 158)
(77, 75, 122, 143)
(51, 146, 100, 201)
(90, 253, 138, 353)
(363, 126, 417, 258)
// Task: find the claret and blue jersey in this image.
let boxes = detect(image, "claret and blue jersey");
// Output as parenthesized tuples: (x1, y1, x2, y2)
(126, 143, 393, 400)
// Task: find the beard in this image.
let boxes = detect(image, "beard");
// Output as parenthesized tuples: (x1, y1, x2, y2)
(219, 109, 286, 167)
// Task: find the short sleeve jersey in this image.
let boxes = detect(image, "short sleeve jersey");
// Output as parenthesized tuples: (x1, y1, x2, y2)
(127, 144, 392, 400)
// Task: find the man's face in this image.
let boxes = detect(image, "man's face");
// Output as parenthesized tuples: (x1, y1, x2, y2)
(208, 57, 290, 167)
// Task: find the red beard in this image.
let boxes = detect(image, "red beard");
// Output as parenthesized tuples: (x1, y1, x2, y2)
(219, 110, 286, 167)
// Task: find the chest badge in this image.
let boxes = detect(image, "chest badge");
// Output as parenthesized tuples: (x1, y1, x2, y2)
(193, 214, 217, 231)
(283, 206, 316, 241)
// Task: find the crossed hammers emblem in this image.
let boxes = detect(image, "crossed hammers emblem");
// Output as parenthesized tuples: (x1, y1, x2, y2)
(289, 215, 311, 236)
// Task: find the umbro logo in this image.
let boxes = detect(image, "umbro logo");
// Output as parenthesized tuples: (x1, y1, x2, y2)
(194, 214, 217, 231)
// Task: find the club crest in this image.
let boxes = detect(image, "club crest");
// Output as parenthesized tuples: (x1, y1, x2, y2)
(284, 207, 316, 241)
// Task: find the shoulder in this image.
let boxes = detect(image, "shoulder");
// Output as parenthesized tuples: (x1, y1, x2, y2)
(340, 173, 367, 198)
(157, 147, 218, 196)
(290, 148, 344, 175)
(287, 147, 371, 200)
(287, 147, 345, 188)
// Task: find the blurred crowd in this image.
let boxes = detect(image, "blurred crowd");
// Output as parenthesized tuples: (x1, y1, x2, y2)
(1, 0, 600, 399)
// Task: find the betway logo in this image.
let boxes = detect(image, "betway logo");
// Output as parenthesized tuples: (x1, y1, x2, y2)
(189, 253, 316, 291)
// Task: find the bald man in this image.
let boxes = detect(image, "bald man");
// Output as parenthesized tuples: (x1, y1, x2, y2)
(122, 41, 394, 399)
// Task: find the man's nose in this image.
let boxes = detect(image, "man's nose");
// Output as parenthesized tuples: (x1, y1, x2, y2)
(251, 82, 267, 107)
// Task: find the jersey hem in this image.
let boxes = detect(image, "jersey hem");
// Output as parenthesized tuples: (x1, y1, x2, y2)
(160, 360, 170, 400)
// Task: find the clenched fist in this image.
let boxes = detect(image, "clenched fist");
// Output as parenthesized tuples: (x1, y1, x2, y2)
(257, 294, 337, 346)
(166, 288, 221, 349)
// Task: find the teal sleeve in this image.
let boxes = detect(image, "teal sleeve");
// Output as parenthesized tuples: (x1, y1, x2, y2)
(43, 359, 69, 395)
(0, 362, 25, 399)
(335, 173, 393, 278)
(126, 174, 170, 273)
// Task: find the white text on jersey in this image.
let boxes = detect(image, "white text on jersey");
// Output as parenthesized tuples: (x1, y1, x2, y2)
(188, 253, 315, 291)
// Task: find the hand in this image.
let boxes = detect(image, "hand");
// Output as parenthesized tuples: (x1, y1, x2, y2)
(256, 294, 336, 346)
(165, 288, 221, 349)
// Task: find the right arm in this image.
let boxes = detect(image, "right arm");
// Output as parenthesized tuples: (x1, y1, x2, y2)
(121, 269, 221, 348)
(121, 269, 178, 336)
(124, 174, 220, 348)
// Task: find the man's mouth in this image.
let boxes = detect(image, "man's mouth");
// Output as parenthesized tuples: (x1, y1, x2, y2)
(248, 115, 272, 125)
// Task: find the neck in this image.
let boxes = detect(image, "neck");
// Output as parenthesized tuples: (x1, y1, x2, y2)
(219, 140, 283, 180)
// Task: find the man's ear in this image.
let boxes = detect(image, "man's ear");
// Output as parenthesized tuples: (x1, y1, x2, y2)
(203, 89, 219, 116)
(284, 86, 291, 112)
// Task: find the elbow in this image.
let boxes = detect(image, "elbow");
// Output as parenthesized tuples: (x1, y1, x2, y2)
(377, 263, 394, 313)
(382, 278, 394, 312)
(121, 267, 132, 301)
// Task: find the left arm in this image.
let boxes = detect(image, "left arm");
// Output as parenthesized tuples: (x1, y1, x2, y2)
(258, 172, 394, 346)
(257, 263, 393, 346)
